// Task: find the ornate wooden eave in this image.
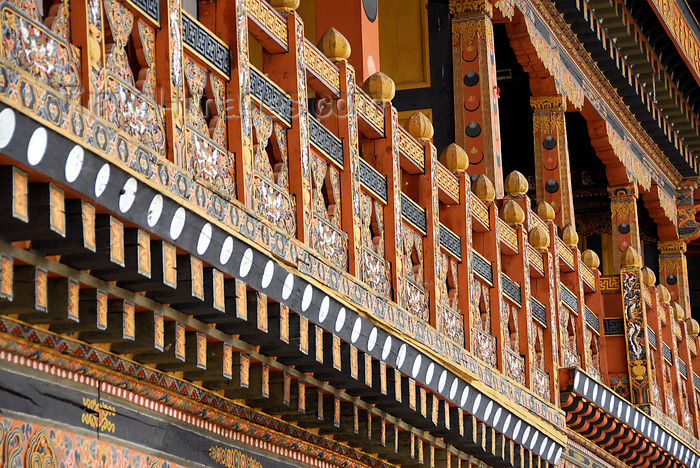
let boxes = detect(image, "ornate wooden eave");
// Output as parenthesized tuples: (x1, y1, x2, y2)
(554, 0, 700, 176)
(561, 368, 700, 467)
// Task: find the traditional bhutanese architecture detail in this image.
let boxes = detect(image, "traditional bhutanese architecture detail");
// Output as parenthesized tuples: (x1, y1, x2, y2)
(1, 0, 700, 467)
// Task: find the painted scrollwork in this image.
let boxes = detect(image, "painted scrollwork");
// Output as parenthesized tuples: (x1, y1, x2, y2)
(100, 0, 165, 156)
(359, 191, 391, 297)
(251, 105, 295, 235)
(310, 154, 347, 270)
(438, 252, 463, 345)
(184, 56, 234, 195)
(471, 276, 496, 367)
(401, 224, 428, 322)
(0, 0, 80, 100)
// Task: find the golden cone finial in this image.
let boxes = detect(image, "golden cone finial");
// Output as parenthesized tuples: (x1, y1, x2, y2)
(440, 143, 468, 172)
(363, 72, 395, 103)
(318, 28, 351, 62)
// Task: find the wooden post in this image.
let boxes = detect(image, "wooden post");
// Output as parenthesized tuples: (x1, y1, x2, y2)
(265, 11, 312, 243)
(450, 0, 503, 198)
(530, 95, 576, 229)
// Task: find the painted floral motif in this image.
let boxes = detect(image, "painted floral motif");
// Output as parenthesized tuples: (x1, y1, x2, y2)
(1, 0, 81, 100)
(310, 154, 347, 269)
(505, 347, 525, 385)
(438, 252, 463, 345)
(252, 105, 295, 235)
(184, 56, 234, 195)
(0, 417, 186, 468)
(401, 224, 428, 321)
(100, 0, 165, 156)
(471, 277, 496, 367)
(359, 191, 391, 297)
(532, 366, 550, 402)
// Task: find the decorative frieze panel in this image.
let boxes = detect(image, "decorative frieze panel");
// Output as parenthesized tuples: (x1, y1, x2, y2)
(0, 1, 81, 101)
(679, 359, 688, 379)
(585, 307, 599, 334)
(359, 158, 387, 203)
(398, 126, 424, 170)
(182, 12, 231, 77)
(309, 116, 343, 167)
(473, 252, 493, 284)
(250, 67, 293, 125)
(128, 0, 159, 23)
(439, 223, 461, 259)
(647, 326, 657, 348)
(304, 40, 340, 92)
(501, 274, 521, 306)
(604, 318, 624, 335)
(531, 298, 547, 326)
(401, 194, 427, 234)
(560, 285, 578, 312)
(663, 343, 673, 363)
(310, 154, 347, 270)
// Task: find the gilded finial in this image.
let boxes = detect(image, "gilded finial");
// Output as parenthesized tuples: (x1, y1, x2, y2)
(363, 72, 395, 103)
(581, 250, 600, 270)
(501, 200, 525, 226)
(641, 267, 656, 287)
(406, 112, 434, 142)
(686, 318, 700, 336)
(656, 284, 671, 305)
(562, 225, 578, 247)
(529, 224, 550, 250)
(673, 302, 687, 322)
(535, 200, 555, 223)
(504, 171, 528, 197)
(318, 28, 351, 62)
(269, 0, 299, 12)
(440, 143, 468, 172)
(472, 174, 495, 203)
(620, 246, 641, 268)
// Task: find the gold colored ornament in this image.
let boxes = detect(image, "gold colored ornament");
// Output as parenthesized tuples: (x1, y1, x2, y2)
(439, 143, 468, 172)
(363, 72, 395, 103)
(620, 246, 641, 268)
(561, 225, 578, 247)
(405, 112, 434, 142)
(501, 200, 525, 226)
(528, 224, 550, 250)
(641, 267, 656, 287)
(581, 249, 600, 270)
(685, 318, 700, 336)
(536, 200, 555, 222)
(269, 0, 299, 12)
(673, 302, 687, 322)
(656, 284, 671, 305)
(318, 28, 351, 62)
(504, 171, 528, 197)
(472, 174, 495, 203)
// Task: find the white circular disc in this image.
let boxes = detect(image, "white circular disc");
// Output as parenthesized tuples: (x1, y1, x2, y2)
(239, 248, 253, 277)
(146, 194, 163, 227)
(396, 344, 407, 368)
(460, 386, 469, 407)
(335, 307, 346, 333)
(119, 178, 137, 212)
(219, 236, 234, 264)
(425, 363, 435, 385)
(367, 328, 378, 351)
(381, 336, 392, 361)
(301, 285, 313, 311)
(64, 146, 84, 182)
(170, 207, 186, 240)
(450, 378, 458, 399)
(197, 223, 213, 255)
(411, 355, 422, 378)
(0, 108, 16, 148)
(438, 370, 447, 392)
(261, 260, 275, 288)
(27, 127, 47, 165)
(351, 317, 362, 343)
(95, 164, 110, 198)
(318, 296, 330, 323)
(282, 274, 294, 300)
